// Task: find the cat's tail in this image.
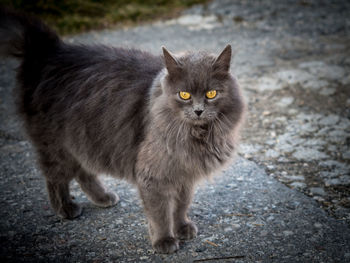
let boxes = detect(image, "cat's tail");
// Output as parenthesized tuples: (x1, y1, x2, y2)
(0, 7, 61, 59)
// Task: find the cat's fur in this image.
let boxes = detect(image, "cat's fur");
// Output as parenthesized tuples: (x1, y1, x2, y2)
(0, 8, 245, 253)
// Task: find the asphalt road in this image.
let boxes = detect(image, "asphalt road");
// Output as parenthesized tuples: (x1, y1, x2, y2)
(1, 0, 349, 262)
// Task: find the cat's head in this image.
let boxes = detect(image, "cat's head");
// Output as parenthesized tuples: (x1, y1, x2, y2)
(154, 45, 244, 130)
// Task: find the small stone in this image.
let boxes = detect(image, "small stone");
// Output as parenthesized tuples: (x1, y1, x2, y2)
(260, 230, 268, 237)
(267, 215, 274, 221)
(320, 87, 336, 96)
(296, 112, 322, 122)
(195, 247, 206, 252)
(319, 160, 348, 170)
(310, 187, 326, 196)
(313, 196, 325, 202)
(327, 145, 337, 152)
(340, 175, 350, 184)
(299, 61, 345, 80)
(328, 130, 347, 143)
(288, 109, 298, 115)
(276, 97, 294, 107)
(283, 230, 293, 236)
(314, 223, 322, 228)
(282, 175, 305, 181)
(292, 148, 328, 160)
(324, 178, 341, 186)
(304, 139, 326, 146)
(290, 182, 306, 189)
(319, 171, 339, 179)
(303, 79, 328, 90)
(343, 151, 350, 160)
(298, 61, 325, 69)
(341, 75, 350, 85)
(239, 144, 263, 155)
(334, 207, 350, 219)
(224, 227, 232, 232)
(325, 175, 350, 186)
(264, 149, 279, 158)
(275, 69, 313, 85)
(256, 76, 283, 91)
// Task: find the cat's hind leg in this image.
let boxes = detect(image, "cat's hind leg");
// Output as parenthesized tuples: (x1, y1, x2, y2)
(76, 171, 119, 208)
(37, 149, 83, 219)
(46, 180, 82, 219)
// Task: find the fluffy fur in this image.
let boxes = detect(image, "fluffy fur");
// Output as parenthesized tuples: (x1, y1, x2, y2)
(0, 8, 245, 253)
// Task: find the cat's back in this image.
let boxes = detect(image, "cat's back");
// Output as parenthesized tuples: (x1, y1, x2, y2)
(21, 43, 163, 112)
(20, 44, 164, 178)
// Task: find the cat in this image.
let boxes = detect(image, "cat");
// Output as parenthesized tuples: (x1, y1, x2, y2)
(0, 8, 245, 254)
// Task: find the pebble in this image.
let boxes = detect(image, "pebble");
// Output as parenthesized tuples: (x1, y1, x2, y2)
(290, 182, 307, 189)
(341, 75, 350, 85)
(282, 175, 305, 181)
(256, 76, 283, 91)
(324, 178, 341, 186)
(314, 223, 322, 228)
(318, 114, 340, 126)
(275, 70, 313, 85)
(283, 230, 294, 236)
(260, 230, 268, 237)
(267, 165, 275, 170)
(324, 176, 350, 186)
(320, 87, 336, 96)
(342, 151, 350, 160)
(292, 148, 328, 161)
(309, 187, 326, 196)
(303, 79, 328, 90)
(224, 227, 232, 232)
(264, 149, 279, 158)
(276, 97, 294, 108)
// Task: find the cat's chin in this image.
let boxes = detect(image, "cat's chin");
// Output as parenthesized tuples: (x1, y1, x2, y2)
(186, 118, 208, 126)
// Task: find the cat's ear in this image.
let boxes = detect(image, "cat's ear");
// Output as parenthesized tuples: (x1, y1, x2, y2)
(213, 44, 232, 72)
(162, 46, 181, 76)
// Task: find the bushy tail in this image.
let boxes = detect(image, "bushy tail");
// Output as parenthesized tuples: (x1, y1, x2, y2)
(0, 7, 60, 59)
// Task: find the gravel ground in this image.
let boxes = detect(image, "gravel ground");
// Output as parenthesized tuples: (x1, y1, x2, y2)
(0, 0, 349, 262)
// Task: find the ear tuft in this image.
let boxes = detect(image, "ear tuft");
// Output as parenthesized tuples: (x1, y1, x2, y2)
(162, 46, 181, 76)
(213, 44, 232, 72)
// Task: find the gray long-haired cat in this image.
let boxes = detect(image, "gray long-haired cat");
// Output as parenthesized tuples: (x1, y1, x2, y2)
(0, 9, 245, 253)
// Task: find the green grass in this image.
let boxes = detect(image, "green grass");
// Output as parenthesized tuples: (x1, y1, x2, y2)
(1, 0, 208, 35)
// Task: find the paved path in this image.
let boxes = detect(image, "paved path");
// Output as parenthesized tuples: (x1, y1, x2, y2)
(1, 0, 349, 262)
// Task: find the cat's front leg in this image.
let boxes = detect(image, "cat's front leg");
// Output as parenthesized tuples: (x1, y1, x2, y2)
(174, 185, 198, 240)
(138, 184, 179, 254)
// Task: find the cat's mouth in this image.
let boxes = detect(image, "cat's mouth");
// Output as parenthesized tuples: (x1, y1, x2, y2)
(191, 118, 207, 125)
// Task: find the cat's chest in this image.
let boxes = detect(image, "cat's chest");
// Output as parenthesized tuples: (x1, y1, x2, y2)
(172, 134, 234, 176)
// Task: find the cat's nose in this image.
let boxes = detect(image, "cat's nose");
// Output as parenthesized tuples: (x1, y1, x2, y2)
(194, 110, 203, 116)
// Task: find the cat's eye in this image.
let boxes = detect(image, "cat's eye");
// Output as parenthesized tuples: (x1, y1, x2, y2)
(206, 90, 217, 99)
(179, 91, 191, 100)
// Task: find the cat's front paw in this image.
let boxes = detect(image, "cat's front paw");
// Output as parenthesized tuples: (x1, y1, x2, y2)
(176, 221, 198, 240)
(92, 192, 119, 208)
(153, 237, 179, 254)
(58, 201, 82, 219)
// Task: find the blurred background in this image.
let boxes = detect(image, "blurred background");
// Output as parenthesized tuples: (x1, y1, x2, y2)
(0, 0, 208, 34)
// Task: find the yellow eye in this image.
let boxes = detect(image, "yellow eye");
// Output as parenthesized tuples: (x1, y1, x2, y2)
(179, 91, 191, 100)
(206, 90, 217, 99)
